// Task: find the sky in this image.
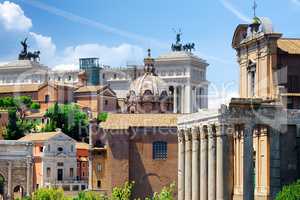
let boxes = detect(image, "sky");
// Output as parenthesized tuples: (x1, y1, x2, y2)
(0, 0, 300, 108)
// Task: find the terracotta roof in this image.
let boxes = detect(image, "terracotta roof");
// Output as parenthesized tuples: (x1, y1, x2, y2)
(101, 114, 179, 129)
(0, 84, 41, 94)
(76, 142, 89, 149)
(278, 39, 300, 54)
(38, 82, 76, 89)
(19, 131, 60, 142)
(75, 85, 107, 93)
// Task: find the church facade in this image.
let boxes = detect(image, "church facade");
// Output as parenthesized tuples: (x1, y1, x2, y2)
(177, 17, 300, 200)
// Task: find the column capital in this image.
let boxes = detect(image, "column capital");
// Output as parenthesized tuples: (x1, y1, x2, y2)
(244, 123, 255, 137)
(191, 126, 200, 140)
(200, 125, 208, 139)
(178, 129, 185, 142)
(208, 124, 216, 138)
(184, 129, 192, 141)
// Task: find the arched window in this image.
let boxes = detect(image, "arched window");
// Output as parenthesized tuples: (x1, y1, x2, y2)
(152, 141, 167, 160)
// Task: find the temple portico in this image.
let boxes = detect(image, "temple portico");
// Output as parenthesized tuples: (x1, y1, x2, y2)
(178, 98, 300, 200)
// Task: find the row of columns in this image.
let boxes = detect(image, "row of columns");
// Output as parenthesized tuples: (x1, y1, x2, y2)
(178, 123, 231, 200)
(173, 85, 206, 114)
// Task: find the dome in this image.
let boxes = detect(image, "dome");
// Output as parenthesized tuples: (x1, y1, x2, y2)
(125, 49, 173, 114)
(129, 73, 168, 97)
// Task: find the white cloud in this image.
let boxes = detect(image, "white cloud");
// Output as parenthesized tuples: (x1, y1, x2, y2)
(53, 43, 144, 71)
(208, 90, 239, 109)
(29, 32, 56, 63)
(291, 0, 300, 6)
(0, 1, 32, 32)
(219, 0, 251, 23)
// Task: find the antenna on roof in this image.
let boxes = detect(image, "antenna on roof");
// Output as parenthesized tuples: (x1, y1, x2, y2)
(252, 0, 258, 18)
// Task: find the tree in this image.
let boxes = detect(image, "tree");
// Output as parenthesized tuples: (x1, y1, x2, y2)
(44, 103, 88, 141)
(275, 180, 300, 200)
(3, 108, 35, 140)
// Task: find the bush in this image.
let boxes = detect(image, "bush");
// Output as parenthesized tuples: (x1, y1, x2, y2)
(111, 182, 134, 200)
(17, 182, 175, 200)
(97, 112, 108, 122)
(276, 180, 300, 200)
(32, 188, 66, 200)
(30, 102, 40, 110)
(73, 191, 108, 200)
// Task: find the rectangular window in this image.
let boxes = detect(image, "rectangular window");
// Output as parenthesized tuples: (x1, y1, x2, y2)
(250, 71, 255, 97)
(153, 141, 168, 160)
(57, 162, 64, 167)
(40, 146, 43, 152)
(70, 168, 74, 177)
(97, 163, 102, 172)
(46, 167, 51, 177)
(97, 180, 101, 188)
(45, 95, 50, 103)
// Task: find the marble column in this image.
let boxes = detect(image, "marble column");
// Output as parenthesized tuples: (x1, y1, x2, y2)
(184, 129, 192, 200)
(208, 125, 216, 200)
(174, 86, 178, 113)
(181, 86, 185, 113)
(243, 124, 254, 200)
(88, 120, 96, 190)
(192, 127, 200, 200)
(178, 129, 185, 200)
(26, 156, 32, 196)
(216, 124, 226, 200)
(8, 161, 12, 200)
(200, 125, 208, 200)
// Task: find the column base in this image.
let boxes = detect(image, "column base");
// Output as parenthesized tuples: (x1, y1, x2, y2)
(233, 194, 270, 200)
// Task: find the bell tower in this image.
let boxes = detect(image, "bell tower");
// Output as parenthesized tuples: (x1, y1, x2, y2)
(232, 16, 282, 100)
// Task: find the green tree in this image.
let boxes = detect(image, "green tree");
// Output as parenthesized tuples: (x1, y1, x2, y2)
(44, 103, 88, 140)
(3, 108, 35, 140)
(275, 180, 300, 200)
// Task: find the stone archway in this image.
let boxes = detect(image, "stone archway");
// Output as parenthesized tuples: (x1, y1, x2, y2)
(13, 185, 24, 200)
(0, 175, 4, 200)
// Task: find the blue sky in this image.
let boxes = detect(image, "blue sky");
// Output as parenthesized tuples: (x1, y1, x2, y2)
(0, 0, 300, 107)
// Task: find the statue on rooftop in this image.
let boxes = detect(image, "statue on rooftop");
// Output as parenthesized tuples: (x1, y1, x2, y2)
(171, 29, 195, 52)
(18, 38, 41, 62)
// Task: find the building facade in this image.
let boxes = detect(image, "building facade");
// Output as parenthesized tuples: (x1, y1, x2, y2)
(177, 17, 300, 200)
(232, 17, 300, 108)
(19, 131, 87, 192)
(0, 140, 33, 200)
(89, 114, 179, 199)
(177, 99, 300, 200)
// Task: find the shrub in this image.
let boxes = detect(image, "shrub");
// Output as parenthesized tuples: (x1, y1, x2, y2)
(146, 183, 175, 200)
(275, 180, 300, 200)
(111, 181, 134, 200)
(73, 191, 108, 200)
(32, 188, 66, 200)
(30, 102, 40, 110)
(97, 112, 108, 122)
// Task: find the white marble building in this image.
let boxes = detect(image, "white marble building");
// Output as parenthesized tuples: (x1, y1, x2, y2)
(102, 51, 209, 113)
(0, 49, 208, 114)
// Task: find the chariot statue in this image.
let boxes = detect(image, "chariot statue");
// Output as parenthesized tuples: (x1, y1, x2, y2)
(18, 38, 41, 62)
